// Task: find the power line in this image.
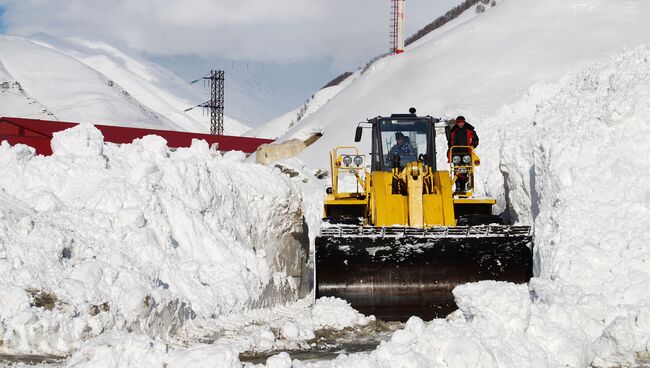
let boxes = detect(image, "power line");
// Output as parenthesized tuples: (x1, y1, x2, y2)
(21, 75, 207, 119)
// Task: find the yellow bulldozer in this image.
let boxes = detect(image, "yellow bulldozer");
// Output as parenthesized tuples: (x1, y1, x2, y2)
(315, 109, 533, 321)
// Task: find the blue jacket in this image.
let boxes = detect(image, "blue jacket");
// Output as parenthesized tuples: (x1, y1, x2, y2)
(390, 142, 416, 156)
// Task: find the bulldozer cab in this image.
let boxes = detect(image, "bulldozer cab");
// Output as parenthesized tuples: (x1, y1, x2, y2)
(375, 116, 434, 171)
(356, 114, 438, 172)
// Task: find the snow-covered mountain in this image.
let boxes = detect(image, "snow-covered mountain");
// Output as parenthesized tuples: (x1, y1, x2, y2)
(250, 0, 503, 141)
(0, 35, 250, 135)
(281, 0, 650, 168)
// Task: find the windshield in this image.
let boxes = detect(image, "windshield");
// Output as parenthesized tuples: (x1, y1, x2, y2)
(378, 118, 430, 169)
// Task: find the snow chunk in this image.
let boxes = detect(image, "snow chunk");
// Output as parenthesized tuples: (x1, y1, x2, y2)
(453, 281, 532, 332)
(51, 123, 104, 158)
(311, 297, 372, 329)
(265, 352, 292, 368)
(66, 332, 241, 368)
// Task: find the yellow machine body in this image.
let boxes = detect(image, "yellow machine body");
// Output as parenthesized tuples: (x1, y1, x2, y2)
(323, 146, 494, 227)
(316, 114, 532, 321)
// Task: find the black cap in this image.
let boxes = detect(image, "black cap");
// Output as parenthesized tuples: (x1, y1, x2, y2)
(395, 132, 405, 139)
(456, 116, 465, 122)
(409, 107, 416, 114)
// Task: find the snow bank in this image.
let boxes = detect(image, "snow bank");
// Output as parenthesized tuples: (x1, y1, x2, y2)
(287, 44, 650, 368)
(0, 124, 308, 355)
(181, 297, 371, 354)
(484, 44, 650, 366)
(55, 297, 369, 367)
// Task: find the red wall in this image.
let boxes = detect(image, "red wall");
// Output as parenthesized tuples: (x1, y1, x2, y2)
(0, 117, 273, 156)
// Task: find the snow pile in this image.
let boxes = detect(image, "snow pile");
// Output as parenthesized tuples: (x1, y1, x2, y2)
(57, 297, 369, 367)
(290, 45, 650, 368)
(65, 332, 240, 368)
(485, 44, 650, 366)
(309, 297, 371, 330)
(0, 124, 307, 355)
(189, 297, 371, 353)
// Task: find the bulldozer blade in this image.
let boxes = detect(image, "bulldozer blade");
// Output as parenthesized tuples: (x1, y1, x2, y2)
(315, 225, 533, 321)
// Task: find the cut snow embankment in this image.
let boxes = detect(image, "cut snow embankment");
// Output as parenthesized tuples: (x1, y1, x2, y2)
(0, 124, 309, 355)
(289, 45, 650, 368)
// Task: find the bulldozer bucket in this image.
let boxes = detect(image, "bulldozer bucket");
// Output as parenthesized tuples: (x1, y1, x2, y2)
(315, 225, 533, 321)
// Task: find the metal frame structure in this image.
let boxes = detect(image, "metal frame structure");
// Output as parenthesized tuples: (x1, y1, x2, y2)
(200, 70, 225, 135)
(390, 0, 405, 54)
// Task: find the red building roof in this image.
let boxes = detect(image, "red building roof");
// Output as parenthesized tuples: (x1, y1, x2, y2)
(0, 117, 272, 156)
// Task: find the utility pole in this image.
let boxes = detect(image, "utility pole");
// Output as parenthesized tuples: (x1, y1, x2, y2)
(200, 70, 225, 135)
(390, 0, 405, 54)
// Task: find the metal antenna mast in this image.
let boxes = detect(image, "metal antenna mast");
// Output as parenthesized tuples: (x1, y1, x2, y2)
(390, 0, 405, 54)
(200, 70, 225, 135)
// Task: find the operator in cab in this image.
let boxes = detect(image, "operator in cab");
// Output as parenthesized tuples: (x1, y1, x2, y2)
(390, 132, 417, 157)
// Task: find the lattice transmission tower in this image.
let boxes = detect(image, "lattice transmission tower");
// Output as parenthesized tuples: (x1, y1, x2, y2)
(200, 70, 225, 135)
(390, 0, 405, 54)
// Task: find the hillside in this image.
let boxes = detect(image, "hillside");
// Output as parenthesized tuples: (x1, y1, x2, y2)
(250, 0, 500, 140)
(281, 0, 650, 169)
(0, 35, 249, 135)
(245, 71, 359, 139)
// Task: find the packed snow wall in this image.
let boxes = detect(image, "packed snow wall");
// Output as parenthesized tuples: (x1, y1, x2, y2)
(0, 125, 309, 354)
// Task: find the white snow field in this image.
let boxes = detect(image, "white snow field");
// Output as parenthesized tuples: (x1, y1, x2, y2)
(0, 35, 249, 135)
(1, 0, 650, 367)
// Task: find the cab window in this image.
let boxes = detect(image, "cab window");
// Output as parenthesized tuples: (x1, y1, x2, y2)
(379, 118, 430, 170)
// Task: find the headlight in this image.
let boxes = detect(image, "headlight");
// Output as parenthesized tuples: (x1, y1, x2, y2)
(353, 155, 363, 166)
(463, 155, 471, 164)
(342, 155, 352, 166)
(452, 155, 461, 164)
(458, 168, 468, 174)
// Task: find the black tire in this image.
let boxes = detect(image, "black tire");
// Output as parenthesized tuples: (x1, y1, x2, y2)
(457, 214, 504, 226)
